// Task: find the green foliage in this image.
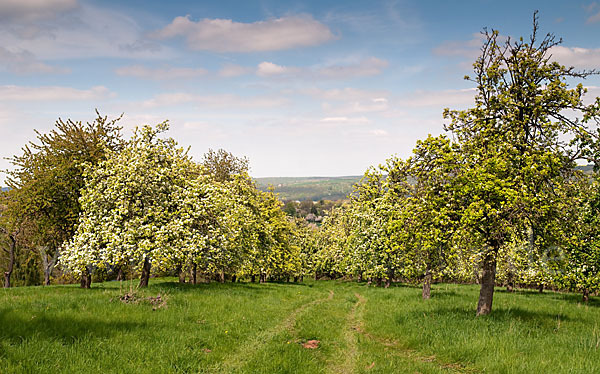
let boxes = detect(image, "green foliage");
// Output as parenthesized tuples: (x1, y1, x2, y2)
(59, 123, 307, 285)
(202, 148, 249, 182)
(2, 112, 123, 285)
(313, 14, 600, 311)
(442, 13, 599, 313)
(61, 122, 193, 277)
(560, 176, 600, 297)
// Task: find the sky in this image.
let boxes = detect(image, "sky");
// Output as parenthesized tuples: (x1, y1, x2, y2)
(1, 0, 600, 184)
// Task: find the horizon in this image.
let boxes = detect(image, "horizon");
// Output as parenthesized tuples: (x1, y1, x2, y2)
(1, 0, 599, 185)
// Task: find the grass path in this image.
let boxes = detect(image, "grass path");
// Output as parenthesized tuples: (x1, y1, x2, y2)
(327, 291, 475, 374)
(355, 324, 478, 374)
(207, 289, 334, 373)
(326, 292, 365, 374)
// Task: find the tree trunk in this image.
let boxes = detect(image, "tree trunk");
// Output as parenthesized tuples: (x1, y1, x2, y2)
(139, 257, 151, 288)
(293, 276, 298, 283)
(116, 266, 124, 281)
(376, 277, 382, 287)
(80, 266, 92, 289)
(177, 265, 186, 283)
(219, 271, 225, 283)
(260, 273, 266, 283)
(40, 246, 60, 286)
(3, 272, 10, 288)
(476, 249, 497, 316)
(3, 233, 16, 288)
(358, 273, 363, 282)
(251, 274, 256, 283)
(231, 275, 237, 283)
(300, 275, 303, 282)
(286, 276, 290, 283)
(538, 284, 544, 293)
(422, 270, 432, 300)
(367, 277, 372, 286)
(85, 267, 92, 288)
(191, 263, 197, 284)
(506, 283, 513, 293)
(583, 289, 590, 303)
(385, 269, 394, 288)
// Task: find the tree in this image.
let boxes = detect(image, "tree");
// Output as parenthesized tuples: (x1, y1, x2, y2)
(347, 168, 397, 286)
(290, 217, 318, 281)
(314, 204, 352, 280)
(391, 135, 462, 299)
(62, 122, 191, 287)
(202, 148, 249, 182)
(230, 175, 298, 282)
(561, 175, 600, 302)
(0, 190, 20, 288)
(444, 13, 599, 315)
(5, 112, 122, 285)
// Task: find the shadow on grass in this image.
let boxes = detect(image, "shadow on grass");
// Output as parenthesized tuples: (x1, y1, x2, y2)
(495, 288, 600, 307)
(0, 308, 149, 344)
(425, 290, 461, 299)
(404, 305, 572, 327)
(151, 280, 310, 294)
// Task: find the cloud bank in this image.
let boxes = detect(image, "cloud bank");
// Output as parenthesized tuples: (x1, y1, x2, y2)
(153, 15, 336, 52)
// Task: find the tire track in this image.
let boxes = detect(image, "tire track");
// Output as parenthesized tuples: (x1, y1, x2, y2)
(209, 290, 334, 373)
(354, 316, 480, 374)
(327, 292, 366, 374)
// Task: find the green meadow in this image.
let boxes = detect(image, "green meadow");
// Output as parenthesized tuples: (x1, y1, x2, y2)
(1, 280, 599, 373)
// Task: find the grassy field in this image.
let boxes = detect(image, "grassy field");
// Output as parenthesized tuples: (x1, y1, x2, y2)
(1, 280, 599, 373)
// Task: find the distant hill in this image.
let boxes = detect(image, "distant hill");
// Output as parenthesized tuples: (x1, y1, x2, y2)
(255, 176, 361, 201)
(575, 164, 594, 174)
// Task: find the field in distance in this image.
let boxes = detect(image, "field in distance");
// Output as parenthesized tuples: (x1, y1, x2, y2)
(1, 279, 598, 373)
(254, 176, 361, 201)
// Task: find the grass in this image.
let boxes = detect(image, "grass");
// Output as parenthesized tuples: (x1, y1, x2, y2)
(1, 279, 599, 373)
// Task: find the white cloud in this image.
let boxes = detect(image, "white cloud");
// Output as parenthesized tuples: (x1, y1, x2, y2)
(317, 57, 388, 78)
(584, 86, 600, 105)
(256, 61, 299, 77)
(322, 97, 390, 115)
(141, 92, 288, 109)
(115, 113, 170, 133)
(255, 57, 388, 80)
(585, 2, 600, 23)
(433, 34, 483, 59)
(320, 116, 370, 124)
(398, 88, 476, 108)
(218, 64, 251, 77)
(317, 87, 476, 119)
(0, 85, 114, 101)
(115, 65, 207, 80)
(153, 14, 335, 52)
(0, 47, 68, 74)
(0, 0, 78, 21)
(369, 129, 388, 136)
(303, 87, 389, 101)
(0, 3, 169, 60)
(588, 12, 600, 23)
(549, 46, 600, 69)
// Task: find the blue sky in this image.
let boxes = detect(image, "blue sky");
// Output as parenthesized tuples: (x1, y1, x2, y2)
(1, 0, 599, 183)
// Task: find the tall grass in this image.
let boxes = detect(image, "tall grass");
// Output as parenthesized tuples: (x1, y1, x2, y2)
(1, 279, 598, 373)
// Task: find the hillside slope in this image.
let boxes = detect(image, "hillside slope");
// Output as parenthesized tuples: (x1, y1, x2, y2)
(255, 176, 361, 201)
